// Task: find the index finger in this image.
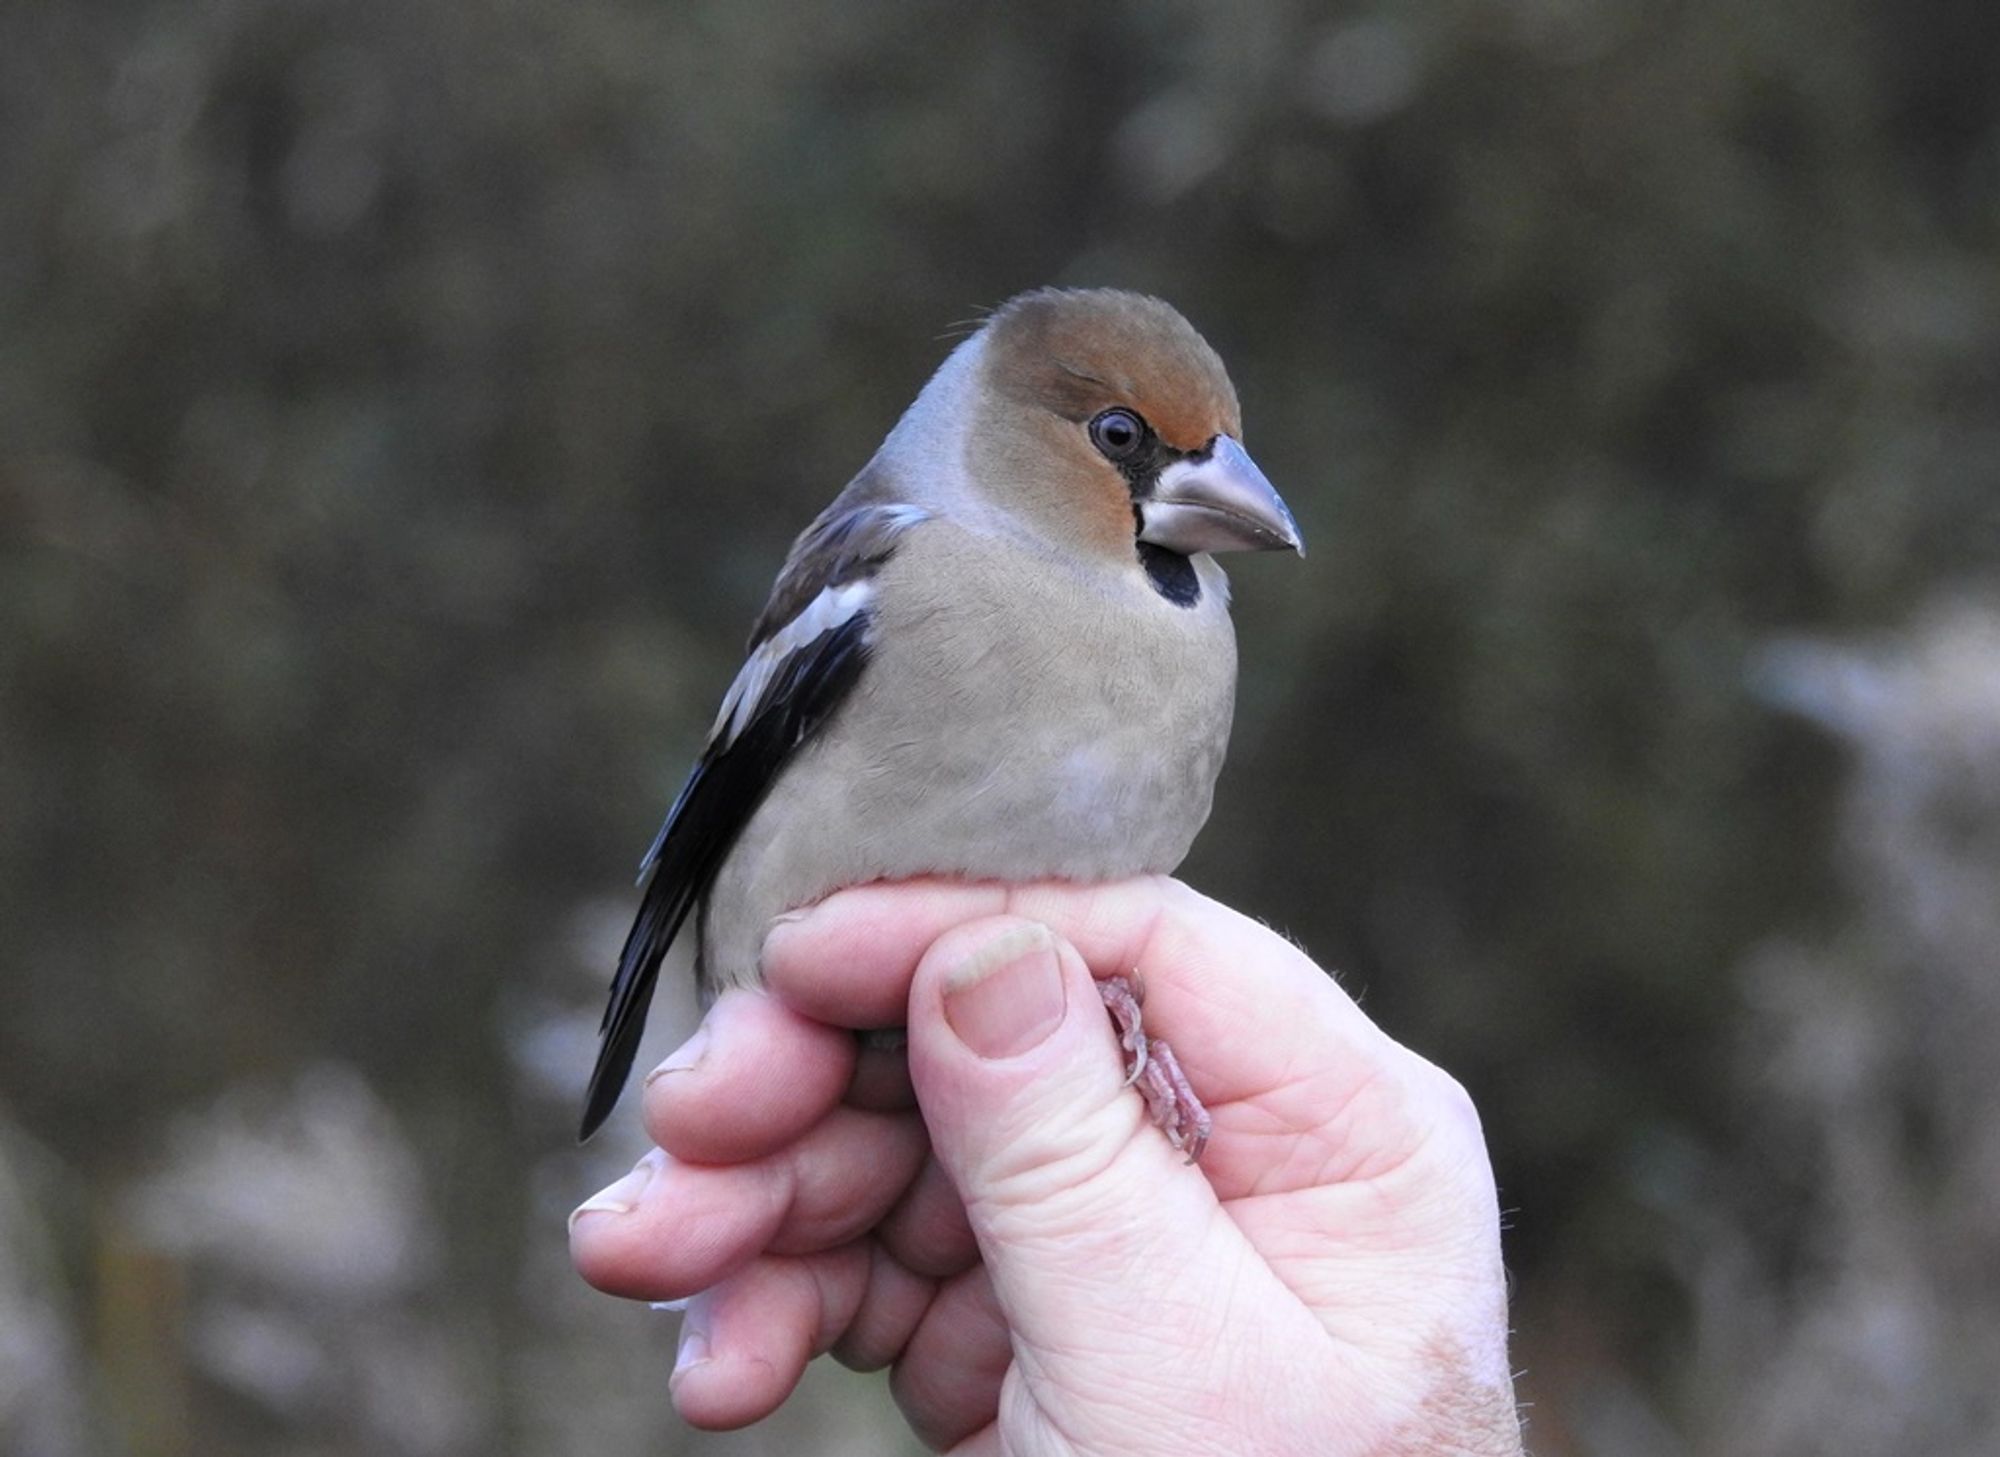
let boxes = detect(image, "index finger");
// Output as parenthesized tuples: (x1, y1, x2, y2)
(760, 876, 1405, 1111)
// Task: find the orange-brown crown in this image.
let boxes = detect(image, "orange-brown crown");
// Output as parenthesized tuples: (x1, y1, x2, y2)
(981, 289, 1242, 450)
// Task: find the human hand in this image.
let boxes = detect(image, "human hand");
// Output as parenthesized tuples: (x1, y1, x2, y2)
(570, 878, 1522, 1455)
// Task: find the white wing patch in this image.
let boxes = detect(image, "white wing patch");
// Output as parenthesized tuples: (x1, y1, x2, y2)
(708, 579, 876, 747)
(873, 503, 933, 533)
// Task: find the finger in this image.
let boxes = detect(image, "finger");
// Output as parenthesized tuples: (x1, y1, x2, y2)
(846, 1037, 916, 1112)
(943, 1428, 1002, 1457)
(830, 1241, 938, 1372)
(889, 1265, 1011, 1452)
(570, 1107, 927, 1302)
(763, 879, 1013, 1027)
(669, 1243, 870, 1430)
(765, 877, 1414, 1193)
(906, 917, 1327, 1426)
(643, 988, 856, 1165)
(764, 876, 1391, 1091)
(877, 1153, 979, 1278)
(672, 1248, 1009, 1438)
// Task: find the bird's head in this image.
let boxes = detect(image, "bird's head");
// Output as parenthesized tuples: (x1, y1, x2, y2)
(967, 288, 1303, 568)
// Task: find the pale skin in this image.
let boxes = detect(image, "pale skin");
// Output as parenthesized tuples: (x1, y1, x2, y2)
(570, 878, 1525, 1455)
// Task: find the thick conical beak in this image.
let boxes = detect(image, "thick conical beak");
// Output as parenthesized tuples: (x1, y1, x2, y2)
(1136, 436, 1304, 556)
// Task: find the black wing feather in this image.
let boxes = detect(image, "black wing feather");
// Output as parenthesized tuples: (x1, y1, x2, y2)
(578, 613, 872, 1140)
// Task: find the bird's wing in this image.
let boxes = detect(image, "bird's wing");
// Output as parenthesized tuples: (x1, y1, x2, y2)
(579, 500, 928, 1140)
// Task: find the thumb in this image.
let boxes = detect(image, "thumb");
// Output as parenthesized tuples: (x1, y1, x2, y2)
(905, 916, 1236, 1376)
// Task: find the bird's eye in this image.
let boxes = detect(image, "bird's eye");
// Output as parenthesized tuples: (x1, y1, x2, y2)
(1088, 408, 1147, 463)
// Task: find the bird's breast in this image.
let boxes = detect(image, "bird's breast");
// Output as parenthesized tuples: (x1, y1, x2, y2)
(699, 524, 1238, 993)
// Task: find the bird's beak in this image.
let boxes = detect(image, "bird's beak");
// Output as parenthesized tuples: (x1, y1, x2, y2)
(1136, 436, 1304, 556)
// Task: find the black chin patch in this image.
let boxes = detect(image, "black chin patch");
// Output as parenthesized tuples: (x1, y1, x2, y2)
(1137, 542, 1200, 607)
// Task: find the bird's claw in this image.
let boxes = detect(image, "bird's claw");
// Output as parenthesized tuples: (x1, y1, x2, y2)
(1096, 975, 1212, 1163)
(1098, 974, 1150, 1086)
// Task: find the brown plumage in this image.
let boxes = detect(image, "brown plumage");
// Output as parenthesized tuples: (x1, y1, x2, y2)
(981, 289, 1242, 445)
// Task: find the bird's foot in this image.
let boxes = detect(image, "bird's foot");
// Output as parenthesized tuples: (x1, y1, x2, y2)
(1096, 975, 1211, 1163)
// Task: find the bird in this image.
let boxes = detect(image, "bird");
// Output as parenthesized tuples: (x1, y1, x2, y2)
(580, 287, 1303, 1153)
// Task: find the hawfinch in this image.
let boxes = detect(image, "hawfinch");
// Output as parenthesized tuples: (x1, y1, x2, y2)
(581, 288, 1302, 1154)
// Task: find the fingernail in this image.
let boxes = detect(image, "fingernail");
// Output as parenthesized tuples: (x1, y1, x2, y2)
(760, 904, 817, 970)
(944, 923, 1065, 1059)
(763, 904, 815, 946)
(673, 1302, 712, 1377)
(643, 1025, 710, 1086)
(568, 1150, 661, 1229)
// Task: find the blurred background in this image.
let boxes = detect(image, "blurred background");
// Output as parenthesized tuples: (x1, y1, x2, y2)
(4, 0, 1998, 1453)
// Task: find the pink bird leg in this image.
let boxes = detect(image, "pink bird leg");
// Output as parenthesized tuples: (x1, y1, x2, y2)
(1097, 974, 1211, 1162)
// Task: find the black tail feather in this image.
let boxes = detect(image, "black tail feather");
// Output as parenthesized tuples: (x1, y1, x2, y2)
(577, 614, 872, 1141)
